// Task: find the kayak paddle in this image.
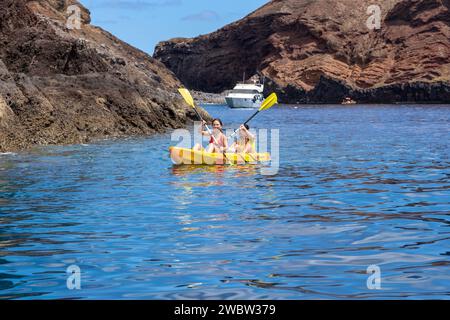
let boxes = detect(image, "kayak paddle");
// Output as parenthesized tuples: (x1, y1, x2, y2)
(229, 92, 278, 139)
(178, 88, 232, 165)
(227, 92, 278, 164)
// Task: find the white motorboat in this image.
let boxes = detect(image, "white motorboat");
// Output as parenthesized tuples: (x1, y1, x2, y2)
(225, 79, 264, 108)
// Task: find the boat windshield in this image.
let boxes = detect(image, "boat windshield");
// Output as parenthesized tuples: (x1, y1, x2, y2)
(231, 89, 261, 94)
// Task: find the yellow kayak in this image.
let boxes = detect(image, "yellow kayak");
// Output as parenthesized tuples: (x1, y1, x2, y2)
(169, 147, 271, 165)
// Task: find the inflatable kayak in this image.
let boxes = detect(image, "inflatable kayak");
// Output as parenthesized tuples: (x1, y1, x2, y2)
(169, 147, 271, 165)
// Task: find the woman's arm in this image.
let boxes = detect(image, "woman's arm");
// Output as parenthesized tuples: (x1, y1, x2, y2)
(241, 125, 255, 141)
(199, 120, 210, 136)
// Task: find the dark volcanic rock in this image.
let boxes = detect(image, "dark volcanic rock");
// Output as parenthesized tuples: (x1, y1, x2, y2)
(154, 0, 450, 104)
(0, 0, 208, 152)
(191, 90, 228, 105)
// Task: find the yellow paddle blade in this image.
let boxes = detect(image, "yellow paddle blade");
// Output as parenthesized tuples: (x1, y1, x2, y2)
(178, 88, 195, 108)
(259, 93, 278, 111)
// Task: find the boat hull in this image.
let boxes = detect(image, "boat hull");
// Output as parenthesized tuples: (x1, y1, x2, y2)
(169, 147, 271, 165)
(225, 97, 261, 109)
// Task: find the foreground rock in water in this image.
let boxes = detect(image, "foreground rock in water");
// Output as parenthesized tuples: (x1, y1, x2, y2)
(154, 0, 450, 104)
(0, 0, 208, 152)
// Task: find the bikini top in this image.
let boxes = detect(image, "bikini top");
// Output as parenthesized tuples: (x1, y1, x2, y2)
(209, 133, 225, 146)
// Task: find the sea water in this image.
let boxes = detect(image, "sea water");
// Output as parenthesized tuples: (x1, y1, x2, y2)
(0, 104, 449, 299)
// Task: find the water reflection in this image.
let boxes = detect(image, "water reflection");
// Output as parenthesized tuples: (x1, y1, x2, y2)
(171, 164, 260, 177)
(0, 105, 449, 299)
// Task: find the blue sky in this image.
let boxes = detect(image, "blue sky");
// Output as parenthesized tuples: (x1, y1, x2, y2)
(79, 0, 268, 55)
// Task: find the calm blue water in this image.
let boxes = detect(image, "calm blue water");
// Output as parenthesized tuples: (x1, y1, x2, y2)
(0, 104, 449, 299)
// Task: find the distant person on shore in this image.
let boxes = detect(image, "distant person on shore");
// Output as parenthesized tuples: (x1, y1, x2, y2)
(342, 97, 356, 105)
(193, 119, 228, 153)
(228, 124, 256, 153)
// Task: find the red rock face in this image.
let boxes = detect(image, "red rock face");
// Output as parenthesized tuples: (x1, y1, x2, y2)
(154, 0, 450, 103)
(0, 0, 208, 151)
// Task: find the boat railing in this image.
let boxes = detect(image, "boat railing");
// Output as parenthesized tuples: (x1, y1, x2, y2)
(238, 80, 263, 86)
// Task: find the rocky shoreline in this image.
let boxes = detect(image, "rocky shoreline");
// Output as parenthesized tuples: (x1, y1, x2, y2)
(190, 90, 230, 105)
(264, 76, 450, 104)
(154, 0, 450, 104)
(192, 78, 450, 105)
(1, 0, 449, 153)
(0, 0, 209, 152)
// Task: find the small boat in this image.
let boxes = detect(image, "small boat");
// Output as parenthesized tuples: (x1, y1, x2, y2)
(169, 147, 271, 165)
(341, 97, 357, 105)
(225, 77, 264, 109)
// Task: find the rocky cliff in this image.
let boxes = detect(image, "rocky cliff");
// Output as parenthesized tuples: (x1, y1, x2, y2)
(154, 0, 450, 104)
(0, 0, 206, 152)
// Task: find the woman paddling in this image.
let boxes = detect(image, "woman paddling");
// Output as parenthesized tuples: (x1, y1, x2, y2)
(228, 124, 256, 153)
(193, 118, 228, 153)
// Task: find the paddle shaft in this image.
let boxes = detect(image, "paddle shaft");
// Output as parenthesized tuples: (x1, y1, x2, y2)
(229, 109, 260, 138)
(243, 110, 260, 126)
(227, 109, 260, 163)
(191, 104, 231, 164)
(226, 92, 277, 162)
(192, 107, 218, 144)
(231, 126, 258, 164)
